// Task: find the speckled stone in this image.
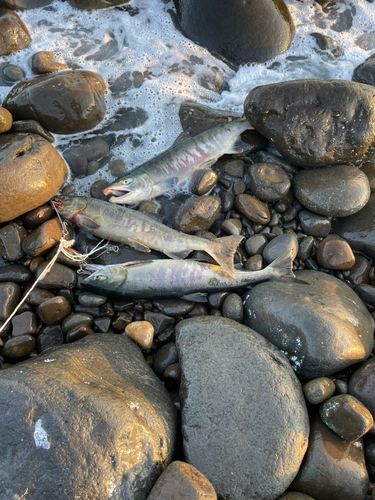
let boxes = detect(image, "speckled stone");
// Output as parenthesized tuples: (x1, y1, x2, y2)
(31, 51, 69, 74)
(248, 163, 290, 202)
(0, 9, 31, 55)
(22, 219, 63, 257)
(235, 194, 270, 224)
(298, 210, 331, 237)
(302, 377, 336, 404)
(125, 321, 154, 350)
(0, 107, 12, 133)
(0, 223, 27, 261)
(2, 334, 35, 359)
(316, 235, 355, 270)
(222, 293, 243, 322)
(263, 232, 298, 264)
(172, 196, 221, 234)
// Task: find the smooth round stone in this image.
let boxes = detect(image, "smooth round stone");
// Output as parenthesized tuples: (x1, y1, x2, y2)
(3, 71, 106, 134)
(342, 255, 371, 286)
(0, 9, 31, 55)
(35, 262, 77, 290)
(11, 311, 36, 336)
(316, 235, 355, 270)
(62, 312, 93, 334)
(248, 163, 290, 202)
(245, 234, 268, 256)
(66, 324, 95, 343)
(299, 210, 332, 237)
(31, 51, 69, 74)
(37, 296, 72, 325)
(232, 180, 247, 196)
(334, 379, 348, 395)
(10, 119, 55, 142)
(349, 357, 375, 417)
(302, 377, 336, 405)
(244, 271, 374, 378)
(207, 292, 228, 309)
(311, 32, 344, 58)
(0, 223, 27, 261)
(36, 324, 63, 352)
(176, 317, 309, 500)
(293, 165, 371, 217)
(2, 334, 35, 358)
(251, 151, 298, 176)
(0, 107, 12, 133)
(191, 169, 218, 196)
(219, 191, 234, 213)
(162, 363, 181, 390)
(153, 343, 178, 377)
(0, 264, 31, 283)
(187, 303, 208, 317)
(353, 59, 375, 87)
(291, 414, 369, 500)
(0, 62, 25, 84)
(245, 254, 263, 271)
(263, 232, 298, 264)
(172, 196, 221, 234)
(173, 0, 295, 65)
(125, 321, 154, 350)
(222, 293, 243, 322)
(320, 394, 373, 442)
(0, 282, 20, 322)
(78, 292, 107, 307)
(297, 236, 314, 261)
(108, 159, 126, 177)
(221, 218, 242, 236)
(90, 180, 111, 201)
(235, 194, 270, 224)
(0, 134, 68, 223)
(245, 79, 375, 167)
(356, 284, 375, 307)
(144, 311, 175, 336)
(148, 460, 217, 500)
(360, 162, 375, 193)
(22, 219, 63, 257)
(24, 287, 55, 306)
(221, 159, 245, 179)
(152, 299, 194, 317)
(24, 205, 54, 229)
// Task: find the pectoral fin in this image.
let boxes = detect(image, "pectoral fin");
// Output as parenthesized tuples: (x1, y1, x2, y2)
(164, 250, 192, 259)
(128, 239, 151, 252)
(76, 214, 100, 229)
(181, 292, 208, 302)
(225, 138, 243, 155)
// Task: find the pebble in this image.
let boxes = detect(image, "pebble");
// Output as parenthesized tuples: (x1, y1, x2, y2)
(31, 51, 69, 74)
(37, 296, 72, 325)
(232, 180, 247, 196)
(219, 191, 234, 212)
(222, 293, 244, 322)
(23, 205, 54, 229)
(245, 234, 268, 256)
(10, 119, 55, 142)
(299, 210, 331, 237)
(109, 159, 126, 177)
(22, 218, 63, 257)
(311, 32, 344, 58)
(245, 254, 263, 271)
(277, 494, 315, 500)
(349, 357, 375, 417)
(0, 107, 12, 133)
(153, 342, 179, 377)
(153, 299, 194, 316)
(302, 377, 336, 404)
(0, 10, 31, 55)
(138, 200, 161, 215)
(188, 303, 208, 317)
(0, 282, 21, 322)
(77, 292, 107, 307)
(66, 323, 95, 343)
(235, 194, 270, 224)
(0, 62, 25, 85)
(297, 236, 314, 261)
(0, 223, 27, 261)
(11, 311, 37, 336)
(221, 218, 242, 235)
(93, 317, 112, 333)
(2, 334, 35, 358)
(62, 312, 93, 334)
(342, 255, 371, 286)
(360, 161, 375, 193)
(36, 324, 63, 352)
(248, 162, 290, 201)
(191, 169, 218, 196)
(162, 363, 181, 390)
(172, 196, 221, 234)
(319, 394, 373, 442)
(125, 321, 154, 350)
(90, 180, 111, 201)
(36, 262, 77, 290)
(24, 287, 54, 306)
(112, 312, 132, 330)
(0, 264, 32, 283)
(221, 159, 245, 179)
(263, 232, 298, 264)
(316, 235, 355, 270)
(334, 379, 348, 395)
(356, 284, 375, 307)
(144, 311, 175, 336)
(207, 292, 228, 309)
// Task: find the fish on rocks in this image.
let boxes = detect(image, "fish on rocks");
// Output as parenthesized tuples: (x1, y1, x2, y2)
(52, 196, 242, 278)
(103, 118, 251, 204)
(82, 249, 295, 301)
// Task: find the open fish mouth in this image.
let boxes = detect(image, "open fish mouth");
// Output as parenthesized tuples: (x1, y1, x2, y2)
(103, 186, 132, 196)
(51, 197, 63, 210)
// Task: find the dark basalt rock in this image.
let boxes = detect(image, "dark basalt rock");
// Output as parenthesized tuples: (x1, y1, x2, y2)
(353, 58, 375, 87)
(244, 79, 375, 167)
(67, 0, 130, 9)
(173, 0, 295, 66)
(3, 70, 106, 134)
(0, 0, 53, 8)
(0, 9, 31, 55)
(0, 334, 178, 500)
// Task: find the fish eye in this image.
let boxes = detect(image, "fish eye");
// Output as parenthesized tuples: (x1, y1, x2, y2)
(124, 179, 132, 184)
(94, 275, 107, 281)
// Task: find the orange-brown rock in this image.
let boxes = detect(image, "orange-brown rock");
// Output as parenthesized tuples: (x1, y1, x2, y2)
(0, 9, 31, 55)
(316, 235, 355, 270)
(0, 134, 68, 223)
(125, 320, 154, 350)
(0, 107, 12, 133)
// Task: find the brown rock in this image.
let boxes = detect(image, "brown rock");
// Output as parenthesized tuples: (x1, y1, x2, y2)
(24, 205, 54, 229)
(191, 170, 218, 196)
(22, 219, 63, 257)
(0, 222, 27, 260)
(0, 134, 68, 223)
(37, 296, 72, 325)
(172, 196, 221, 234)
(0, 107, 12, 133)
(31, 51, 69, 74)
(316, 235, 355, 270)
(35, 261, 77, 290)
(2, 334, 35, 358)
(235, 194, 270, 224)
(0, 9, 31, 55)
(11, 311, 37, 336)
(125, 320, 154, 350)
(66, 323, 95, 343)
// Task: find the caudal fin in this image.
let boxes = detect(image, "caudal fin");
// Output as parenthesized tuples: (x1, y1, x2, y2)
(267, 249, 295, 280)
(207, 235, 243, 279)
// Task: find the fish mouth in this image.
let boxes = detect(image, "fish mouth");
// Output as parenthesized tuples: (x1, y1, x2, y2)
(51, 197, 63, 211)
(108, 190, 145, 205)
(103, 185, 132, 196)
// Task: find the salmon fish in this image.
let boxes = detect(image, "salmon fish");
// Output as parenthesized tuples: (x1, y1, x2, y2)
(52, 196, 242, 278)
(103, 117, 250, 204)
(82, 250, 295, 302)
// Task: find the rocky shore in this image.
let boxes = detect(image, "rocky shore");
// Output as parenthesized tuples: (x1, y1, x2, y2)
(1, 1, 375, 499)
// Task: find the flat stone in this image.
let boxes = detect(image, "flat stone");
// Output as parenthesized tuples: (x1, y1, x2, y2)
(36, 324, 63, 353)
(298, 210, 331, 237)
(37, 296, 72, 325)
(0, 334, 178, 499)
(293, 165, 370, 217)
(0, 9, 31, 55)
(35, 262, 77, 290)
(176, 317, 309, 500)
(152, 299, 194, 316)
(66, 323, 95, 343)
(263, 232, 298, 264)
(316, 235, 355, 270)
(24, 205, 54, 229)
(349, 357, 375, 417)
(303, 377, 336, 404)
(125, 321, 154, 350)
(0, 264, 31, 283)
(0, 134, 68, 223)
(0, 107, 12, 133)
(0, 282, 20, 322)
(11, 311, 37, 336)
(10, 120, 55, 142)
(31, 51, 69, 74)
(22, 219, 63, 257)
(0, 222, 27, 260)
(244, 271, 374, 378)
(291, 414, 369, 500)
(153, 343, 178, 377)
(248, 163, 290, 202)
(148, 460, 217, 500)
(235, 194, 270, 224)
(172, 196, 221, 234)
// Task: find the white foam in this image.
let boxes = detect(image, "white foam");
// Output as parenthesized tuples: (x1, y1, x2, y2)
(0, 0, 374, 197)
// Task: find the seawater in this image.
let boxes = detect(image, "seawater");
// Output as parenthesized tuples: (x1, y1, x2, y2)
(0, 0, 375, 195)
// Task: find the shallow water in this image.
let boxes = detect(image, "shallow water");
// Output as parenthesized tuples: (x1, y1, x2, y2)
(1, 0, 375, 195)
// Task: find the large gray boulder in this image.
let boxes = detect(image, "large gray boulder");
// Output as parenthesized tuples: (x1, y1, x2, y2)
(244, 79, 375, 167)
(0, 334, 178, 500)
(176, 316, 309, 500)
(244, 270, 374, 379)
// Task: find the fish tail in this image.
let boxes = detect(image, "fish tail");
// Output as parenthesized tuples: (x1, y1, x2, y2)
(267, 249, 295, 280)
(207, 235, 243, 279)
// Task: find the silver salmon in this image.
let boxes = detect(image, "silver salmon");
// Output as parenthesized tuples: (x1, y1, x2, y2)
(82, 250, 295, 302)
(52, 195, 242, 278)
(103, 118, 250, 204)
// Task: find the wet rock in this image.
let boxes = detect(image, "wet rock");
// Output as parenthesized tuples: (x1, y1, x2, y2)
(31, 51, 69, 74)
(316, 235, 355, 270)
(176, 316, 309, 500)
(67, 0, 130, 8)
(148, 460, 217, 500)
(24, 287, 54, 306)
(221, 159, 245, 179)
(235, 194, 270, 224)
(0, 62, 24, 86)
(66, 323, 95, 343)
(221, 219, 242, 236)
(248, 163, 291, 202)
(245, 234, 268, 256)
(2, 334, 35, 358)
(61, 312, 93, 334)
(298, 210, 331, 237)
(37, 296, 72, 325)
(24, 206, 54, 229)
(263, 232, 298, 263)
(0, 334, 177, 499)
(3, 71, 106, 134)
(349, 358, 375, 417)
(250, 150, 298, 176)
(244, 271, 374, 378)
(0, 9, 31, 55)
(125, 320, 154, 350)
(244, 79, 375, 167)
(0, 264, 31, 283)
(153, 342, 178, 377)
(311, 32, 344, 58)
(0, 222, 27, 260)
(293, 165, 370, 217)
(222, 293, 243, 322)
(319, 394, 373, 442)
(10, 119, 55, 142)
(353, 59, 375, 87)
(173, 0, 295, 65)
(22, 219, 63, 257)
(0, 0, 53, 7)
(0, 282, 20, 322)
(90, 180, 111, 201)
(172, 196, 221, 234)
(291, 413, 369, 500)
(0, 134, 68, 223)
(333, 195, 375, 259)
(342, 255, 371, 286)
(144, 311, 175, 337)
(36, 324, 63, 353)
(11, 311, 36, 336)
(77, 292, 107, 307)
(191, 169, 218, 196)
(302, 377, 336, 405)
(35, 262, 77, 290)
(297, 236, 314, 261)
(153, 299, 194, 316)
(360, 162, 375, 193)
(0, 107, 12, 133)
